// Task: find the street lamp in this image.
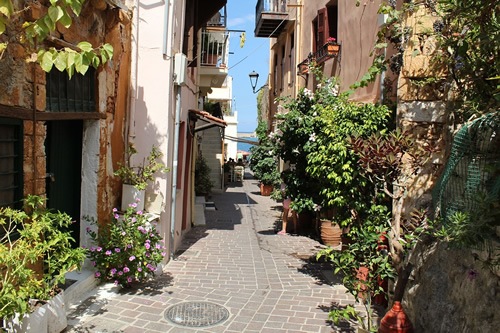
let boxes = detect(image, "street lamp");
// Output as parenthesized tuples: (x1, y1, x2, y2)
(248, 70, 267, 94)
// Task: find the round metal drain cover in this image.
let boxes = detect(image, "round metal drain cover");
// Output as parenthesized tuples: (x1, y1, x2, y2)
(164, 301, 229, 327)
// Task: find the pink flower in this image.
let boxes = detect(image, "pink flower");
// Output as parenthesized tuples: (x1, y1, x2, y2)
(95, 271, 101, 277)
(106, 250, 112, 255)
(113, 208, 118, 212)
(123, 267, 130, 273)
(129, 255, 136, 261)
(115, 248, 121, 253)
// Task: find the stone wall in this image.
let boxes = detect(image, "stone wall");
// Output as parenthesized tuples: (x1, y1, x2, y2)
(0, 0, 131, 217)
(397, 3, 499, 332)
(404, 241, 499, 332)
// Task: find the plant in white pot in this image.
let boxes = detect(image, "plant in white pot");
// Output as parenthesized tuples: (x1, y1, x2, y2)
(0, 195, 87, 332)
(114, 144, 168, 211)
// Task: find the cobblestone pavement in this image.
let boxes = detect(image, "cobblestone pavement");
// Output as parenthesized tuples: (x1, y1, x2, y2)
(64, 171, 358, 333)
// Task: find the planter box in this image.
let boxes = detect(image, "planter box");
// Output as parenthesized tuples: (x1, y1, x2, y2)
(4, 292, 67, 333)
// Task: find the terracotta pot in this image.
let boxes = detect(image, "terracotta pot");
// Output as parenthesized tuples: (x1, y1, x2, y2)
(378, 301, 414, 333)
(260, 183, 273, 196)
(320, 219, 342, 247)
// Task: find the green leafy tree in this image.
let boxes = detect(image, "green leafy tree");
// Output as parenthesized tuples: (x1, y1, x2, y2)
(0, 0, 113, 77)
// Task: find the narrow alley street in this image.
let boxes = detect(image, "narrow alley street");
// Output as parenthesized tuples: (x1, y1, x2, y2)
(64, 169, 355, 333)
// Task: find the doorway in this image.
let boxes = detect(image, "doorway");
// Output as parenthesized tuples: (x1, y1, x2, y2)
(45, 120, 83, 247)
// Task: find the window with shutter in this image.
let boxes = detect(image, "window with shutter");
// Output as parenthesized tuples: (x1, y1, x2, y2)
(316, 8, 329, 51)
(0, 118, 23, 210)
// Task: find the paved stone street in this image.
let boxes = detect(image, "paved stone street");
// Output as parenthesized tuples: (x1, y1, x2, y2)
(64, 170, 357, 333)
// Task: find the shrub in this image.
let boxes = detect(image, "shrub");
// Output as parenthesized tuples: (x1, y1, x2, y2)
(0, 195, 86, 319)
(86, 203, 166, 287)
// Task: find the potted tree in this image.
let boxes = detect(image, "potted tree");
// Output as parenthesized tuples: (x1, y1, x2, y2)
(194, 155, 214, 197)
(114, 144, 168, 211)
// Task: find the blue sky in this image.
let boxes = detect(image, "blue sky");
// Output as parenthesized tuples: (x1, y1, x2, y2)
(226, 1, 270, 133)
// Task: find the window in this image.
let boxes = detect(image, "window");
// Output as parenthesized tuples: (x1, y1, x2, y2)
(46, 67, 96, 112)
(289, 32, 295, 85)
(313, 5, 338, 52)
(0, 118, 23, 209)
(280, 45, 285, 91)
(273, 53, 278, 95)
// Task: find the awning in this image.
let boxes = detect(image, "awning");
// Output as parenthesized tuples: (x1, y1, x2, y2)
(189, 109, 227, 132)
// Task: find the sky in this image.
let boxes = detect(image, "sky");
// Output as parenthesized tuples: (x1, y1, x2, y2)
(225, 1, 270, 134)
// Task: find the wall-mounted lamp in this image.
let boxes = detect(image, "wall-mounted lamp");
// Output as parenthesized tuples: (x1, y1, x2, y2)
(248, 70, 267, 94)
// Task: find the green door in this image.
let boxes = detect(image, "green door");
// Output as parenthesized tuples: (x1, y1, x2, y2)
(46, 120, 83, 247)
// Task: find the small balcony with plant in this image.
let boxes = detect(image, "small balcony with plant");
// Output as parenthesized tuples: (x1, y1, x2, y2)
(297, 37, 341, 75)
(255, 0, 289, 38)
(199, 30, 229, 91)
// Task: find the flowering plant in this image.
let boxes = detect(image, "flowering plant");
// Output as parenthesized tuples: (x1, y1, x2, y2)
(86, 202, 166, 287)
(326, 37, 337, 43)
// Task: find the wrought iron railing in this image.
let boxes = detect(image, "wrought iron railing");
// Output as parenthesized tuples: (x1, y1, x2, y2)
(256, 0, 287, 18)
(200, 30, 229, 68)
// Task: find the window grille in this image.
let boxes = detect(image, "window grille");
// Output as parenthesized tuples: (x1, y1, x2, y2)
(0, 118, 23, 209)
(46, 68, 96, 112)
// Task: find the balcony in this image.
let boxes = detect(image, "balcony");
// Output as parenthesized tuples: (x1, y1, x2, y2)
(255, 0, 289, 38)
(199, 30, 229, 93)
(297, 41, 341, 74)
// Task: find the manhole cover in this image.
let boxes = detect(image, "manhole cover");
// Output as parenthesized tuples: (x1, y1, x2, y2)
(164, 301, 229, 327)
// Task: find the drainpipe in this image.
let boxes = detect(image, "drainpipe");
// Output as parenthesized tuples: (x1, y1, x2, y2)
(378, 12, 388, 104)
(169, 0, 182, 260)
(128, 1, 140, 144)
(170, 86, 181, 259)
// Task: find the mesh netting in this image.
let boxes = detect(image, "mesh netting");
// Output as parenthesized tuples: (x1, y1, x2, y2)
(433, 112, 500, 222)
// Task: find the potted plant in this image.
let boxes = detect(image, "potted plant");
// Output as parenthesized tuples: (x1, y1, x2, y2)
(114, 144, 168, 211)
(194, 155, 214, 196)
(85, 203, 166, 288)
(326, 37, 340, 54)
(0, 195, 87, 332)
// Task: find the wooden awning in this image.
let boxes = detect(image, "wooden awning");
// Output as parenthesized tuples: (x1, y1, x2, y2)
(189, 109, 227, 132)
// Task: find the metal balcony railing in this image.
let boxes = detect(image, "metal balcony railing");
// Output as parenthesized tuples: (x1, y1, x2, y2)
(255, 0, 289, 38)
(200, 31, 229, 68)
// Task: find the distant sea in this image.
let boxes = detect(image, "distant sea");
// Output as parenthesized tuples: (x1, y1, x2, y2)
(237, 137, 258, 153)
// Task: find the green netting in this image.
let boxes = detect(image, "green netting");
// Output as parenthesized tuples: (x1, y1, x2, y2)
(433, 111, 500, 222)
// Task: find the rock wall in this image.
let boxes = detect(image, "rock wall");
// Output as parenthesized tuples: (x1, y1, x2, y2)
(404, 241, 499, 332)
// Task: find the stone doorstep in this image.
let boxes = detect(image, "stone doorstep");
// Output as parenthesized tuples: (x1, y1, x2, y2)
(64, 269, 98, 309)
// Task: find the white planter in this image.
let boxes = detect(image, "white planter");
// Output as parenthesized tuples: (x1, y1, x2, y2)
(121, 184, 145, 211)
(4, 292, 67, 333)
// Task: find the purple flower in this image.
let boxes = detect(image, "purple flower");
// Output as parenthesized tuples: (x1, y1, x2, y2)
(127, 244, 132, 249)
(146, 264, 156, 271)
(161, 252, 166, 257)
(123, 267, 130, 273)
(114, 280, 119, 285)
(156, 244, 161, 249)
(114, 213, 120, 219)
(96, 247, 102, 252)
(115, 248, 121, 253)
(129, 202, 137, 208)
(146, 252, 151, 257)
(127, 277, 133, 283)
(145, 243, 151, 250)
(137, 267, 142, 272)
(113, 208, 118, 212)
(110, 268, 117, 275)
(137, 210, 143, 215)
(95, 271, 101, 277)
(92, 261, 96, 267)
(86, 227, 91, 232)
(131, 217, 137, 223)
(129, 255, 136, 261)
(118, 271, 123, 276)
(90, 246, 96, 252)
(106, 250, 112, 256)
(467, 269, 478, 281)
